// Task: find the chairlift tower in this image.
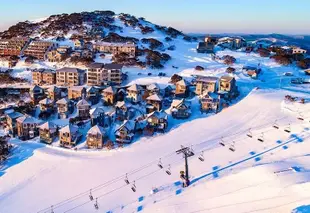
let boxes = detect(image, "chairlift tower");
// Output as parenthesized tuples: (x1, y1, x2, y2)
(176, 146, 195, 187)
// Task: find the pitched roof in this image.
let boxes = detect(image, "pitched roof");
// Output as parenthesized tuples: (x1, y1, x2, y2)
(56, 98, 70, 105)
(116, 120, 135, 132)
(59, 125, 78, 134)
(88, 63, 104, 69)
(115, 101, 131, 108)
(16, 115, 40, 124)
(30, 85, 43, 91)
(68, 86, 85, 92)
(57, 67, 85, 73)
(127, 84, 142, 92)
(104, 63, 123, 70)
(39, 121, 57, 130)
(47, 85, 60, 93)
(196, 76, 218, 83)
(76, 99, 91, 107)
(90, 107, 104, 117)
(86, 86, 98, 93)
(87, 125, 105, 135)
(103, 86, 116, 94)
(39, 98, 53, 105)
(146, 94, 162, 102)
(171, 99, 184, 108)
(147, 110, 168, 120)
(146, 83, 159, 91)
(220, 75, 234, 82)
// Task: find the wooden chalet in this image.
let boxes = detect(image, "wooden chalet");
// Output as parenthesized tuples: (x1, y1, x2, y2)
(86, 125, 106, 149)
(218, 76, 239, 100)
(146, 110, 168, 132)
(16, 115, 41, 140)
(171, 99, 191, 119)
(146, 94, 163, 113)
(30, 85, 45, 104)
(39, 121, 57, 144)
(68, 86, 86, 100)
(86, 86, 100, 105)
(200, 92, 220, 113)
(175, 79, 190, 97)
(6, 111, 23, 136)
(56, 98, 74, 119)
(115, 101, 135, 121)
(59, 125, 81, 148)
(115, 120, 136, 144)
(126, 84, 144, 103)
(39, 98, 54, 112)
(76, 99, 91, 120)
(195, 76, 218, 95)
(102, 86, 117, 105)
(47, 86, 61, 101)
(90, 107, 105, 127)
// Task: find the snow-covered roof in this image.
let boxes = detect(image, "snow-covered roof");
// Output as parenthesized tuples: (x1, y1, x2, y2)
(39, 98, 53, 105)
(103, 86, 116, 94)
(146, 94, 162, 102)
(196, 76, 218, 83)
(87, 125, 105, 135)
(86, 86, 97, 93)
(76, 99, 91, 107)
(104, 63, 123, 70)
(57, 67, 85, 73)
(116, 120, 135, 132)
(56, 98, 70, 105)
(16, 115, 40, 124)
(146, 83, 159, 91)
(88, 63, 104, 69)
(127, 84, 142, 92)
(94, 41, 135, 48)
(147, 110, 168, 120)
(171, 99, 184, 108)
(115, 101, 131, 108)
(7, 111, 23, 119)
(47, 85, 60, 93)
(220, 75, 234, 82)
(59, 125, 78, 134)
(69, 86, 85, 92)
(39, 121, 57, 130)
(90, 107, 104, 117)
(30, 85, 43, 91)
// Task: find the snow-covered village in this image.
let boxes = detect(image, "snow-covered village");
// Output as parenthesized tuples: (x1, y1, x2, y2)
(0, 1, 310, 213)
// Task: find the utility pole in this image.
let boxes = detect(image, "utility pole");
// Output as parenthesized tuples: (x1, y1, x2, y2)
(176, 146, 194, 187)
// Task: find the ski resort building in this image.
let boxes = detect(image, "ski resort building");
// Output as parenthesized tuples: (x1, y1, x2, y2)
(16, 115, 41, 141)
(56, 98, 73, 119)
(76, 99, 91, 120)
(47, 86, 61, 101)
(146, 93, 163, 112)
(93, 42, 136, 58)
(59, 125, 81, 148)
(0, 37, 30, 56)
(126, 84, 144, 103)
(87, 63, 105, 86)
(86, 125, 106, 149)
(23, 40, 56, 60)
(56, 67, 86, 86)
(171, 99, 192, 119)
(32, 69, 56, 85)
(6, 111, 23, 136)
(195, 76, 218, 95)
(102, 86, 117, 105)
(39, 121, 57, 144)
(146, 110, 168, 132)
(115, 120, 136, 144)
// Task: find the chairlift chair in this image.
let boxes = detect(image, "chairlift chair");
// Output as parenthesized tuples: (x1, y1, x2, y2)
(297, 114, 304, 121)
(229, 142, 236, 152)
(89, 189, 94, 201)
(219, 137, 225, 146)
(94, 198, 99, 210)
(131, 181, 136, 192)
(198, 151, 204, 162)
(157, 158, 163, 169)
(246, 129, 253, 138)
(166, 164, 171, 175)
(284, 124, 291, 133)
(273, 120, 279, 129)
(124, 173, 130, 185)
(50, 206, 54, 213)
(257, 133, 264, 142)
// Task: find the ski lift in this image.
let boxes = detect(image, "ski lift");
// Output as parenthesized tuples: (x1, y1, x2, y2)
(297, 113, 304, 121)
(50, 205, 54, 213)
(284, 124, 291, 133)
(166, 164, 171, 175)
(229, 141, 235, 152)
(257, 133, 264, 142)
(124, 173, 130, 185)
(273, 120, 279, 129)
(198, 151, 204, 162)
(157, 158, 163, 169)
(219, 137, 225, 146)
(131, 181, 136, 192)
(94, 198, 99, 210)
(89, 189, 94, 201)
(246, 128, 253, 138)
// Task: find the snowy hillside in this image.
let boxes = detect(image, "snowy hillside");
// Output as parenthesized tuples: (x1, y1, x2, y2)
(1, 11, 310, 213)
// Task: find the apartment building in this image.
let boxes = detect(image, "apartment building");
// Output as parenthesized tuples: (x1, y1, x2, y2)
(32, 69, 56, 85)
(23, 40, 56, 60)
(0, 37, 30, 56)
(102, 63, 123, 85)
(56, 67, 86, 86)
(93, 42, 136, 58)
(87, 63, 105, 86)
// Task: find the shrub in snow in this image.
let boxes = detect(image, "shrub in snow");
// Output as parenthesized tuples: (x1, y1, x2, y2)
(297, 58, 310, 69)
(195, 65, 204, 71)
(167, 45, 176, 51)
(270, 55, 292, 66)
(222, 55, 236, 65)
(226, 67, 236, 73)
(141, 38, 164, 50)
(257, 48, 271, 57)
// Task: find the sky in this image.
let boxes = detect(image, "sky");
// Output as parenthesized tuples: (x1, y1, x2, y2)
(0, 0, 309, 34)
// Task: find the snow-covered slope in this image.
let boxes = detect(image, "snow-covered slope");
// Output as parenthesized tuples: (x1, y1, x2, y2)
(1, 87, 310, 213)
